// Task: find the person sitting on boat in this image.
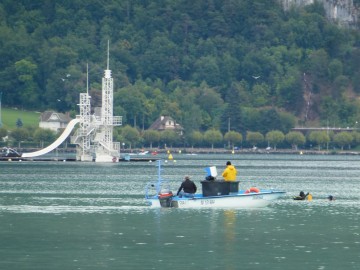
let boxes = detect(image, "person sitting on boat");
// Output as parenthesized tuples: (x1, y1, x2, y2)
(222, 161, 237, 181)
(177, 176, 197, 198)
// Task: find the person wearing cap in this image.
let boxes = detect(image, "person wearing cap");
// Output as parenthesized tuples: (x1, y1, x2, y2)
(222, 161, 237, 181)
(177, 176, 197, 198)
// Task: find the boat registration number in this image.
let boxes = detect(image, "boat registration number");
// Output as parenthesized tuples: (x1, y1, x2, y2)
(252, 195, 264, 200)
(200, 199, 215, 205)
(178, 199, 216, 206)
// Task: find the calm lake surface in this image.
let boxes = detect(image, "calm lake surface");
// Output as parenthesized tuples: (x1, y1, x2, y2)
(1, 153, 360, 270)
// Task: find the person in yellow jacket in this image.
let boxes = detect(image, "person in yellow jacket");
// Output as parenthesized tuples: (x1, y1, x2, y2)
(222, 161, 237, 181)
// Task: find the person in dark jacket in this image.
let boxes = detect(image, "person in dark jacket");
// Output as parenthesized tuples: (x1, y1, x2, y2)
(177, 176, 197, 198)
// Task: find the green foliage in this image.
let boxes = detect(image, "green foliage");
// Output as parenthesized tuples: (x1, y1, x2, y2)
(33, 128, 56, 148)
(0, 0, 358, 135)
(16, 118, 23, 128)
(160, 130, 180, 148)
(265, 130, 285, 150)
(120, 125, 141, 149)
(308, 131, 330, 150)
(285, 131, 306, 150)
(204, 129, 223, 149)
(0, 127, 7, 139)
(186, 130, 203, 148)
(224, 131, 243, 149)
(142, 129, 160, 148)
(333, 132, 353, 150)
(10, 127, 29, 142)
(246, 131, 264, 147)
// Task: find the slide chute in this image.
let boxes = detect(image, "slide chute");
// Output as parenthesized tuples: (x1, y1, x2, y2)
(22, 119, 80, 158)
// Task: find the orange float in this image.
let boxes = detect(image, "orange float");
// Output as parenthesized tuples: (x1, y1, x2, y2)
(158, 192, 173, 199)
(245, 187, 260, 194)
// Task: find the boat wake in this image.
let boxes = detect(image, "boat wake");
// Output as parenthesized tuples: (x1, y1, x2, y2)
(0, 205, 150, 214)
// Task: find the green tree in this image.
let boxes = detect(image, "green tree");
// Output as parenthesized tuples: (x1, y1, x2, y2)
(16, 118, 23, 128)
(220, 82, 245, 133)
(33, 128, 56, 148)
(10, 128, 29, 147)
(115, 85, 146, 128)
(14, 59, 40, 109)
(224, 131, 243, 149)
(307, 49, 329, 79)
(308, 131, 330, 150)
(265, 130, 285, 150)
(161, 130, 180, 148)
(352, 131, 360, 146)
(275, 67, 303, 112)
(141, 35, 179, 82)
(251, 83, 270, 107)
(186, 130, 203, 148)
(196, 82, 224, 129)
(328, 59, 343, 81)
(285, 131, 306, 150)
(333, 132, 353, 150)
(192, 56, 221, 86)
(320, 96, 340, 126)
(121, 125, 141, 149)
(0, 127, 8, 140)
(258, 109, 283, 134)
(204, 129, 223, 149)
(142, 129, 160, 149)
(246, 131, 264, 148)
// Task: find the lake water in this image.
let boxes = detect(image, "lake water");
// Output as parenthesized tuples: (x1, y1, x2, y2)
(0, 153, 360, 270)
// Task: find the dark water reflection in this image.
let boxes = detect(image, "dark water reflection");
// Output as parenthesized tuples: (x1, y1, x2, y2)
(1, 154, 360, 269)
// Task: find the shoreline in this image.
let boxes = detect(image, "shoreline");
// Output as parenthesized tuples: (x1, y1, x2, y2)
(12, 147, 360, 156)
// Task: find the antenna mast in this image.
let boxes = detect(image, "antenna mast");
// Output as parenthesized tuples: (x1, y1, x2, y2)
(107, 40, 110, 70)
(86, 63, 89, 95)
(0, 92, 2, 127)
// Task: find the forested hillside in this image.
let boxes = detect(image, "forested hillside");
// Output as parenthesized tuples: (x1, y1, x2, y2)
(1, 0, 360, 135)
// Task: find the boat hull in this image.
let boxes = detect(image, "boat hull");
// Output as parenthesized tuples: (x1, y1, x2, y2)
(147, 190, 285, 209)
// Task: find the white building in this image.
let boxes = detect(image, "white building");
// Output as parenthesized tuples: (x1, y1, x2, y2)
(39, 111, 72, 132)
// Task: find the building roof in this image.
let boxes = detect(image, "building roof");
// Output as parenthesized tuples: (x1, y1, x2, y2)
(149, 116, 183, 131)
(40, 111, 72, 123)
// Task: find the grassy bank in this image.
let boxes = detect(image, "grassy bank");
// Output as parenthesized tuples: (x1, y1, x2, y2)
(1, 107, 40, 129)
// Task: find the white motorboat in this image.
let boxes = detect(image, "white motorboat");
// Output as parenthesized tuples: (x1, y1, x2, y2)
(145, 160, 285, 209)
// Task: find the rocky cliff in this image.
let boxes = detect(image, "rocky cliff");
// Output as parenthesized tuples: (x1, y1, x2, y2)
(281, 0, 359, 28)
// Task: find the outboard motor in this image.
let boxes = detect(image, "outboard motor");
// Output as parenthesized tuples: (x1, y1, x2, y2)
(158, 190, 173, 207)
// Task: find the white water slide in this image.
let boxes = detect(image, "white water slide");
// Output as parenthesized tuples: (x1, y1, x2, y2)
(22, 119, 80, 158)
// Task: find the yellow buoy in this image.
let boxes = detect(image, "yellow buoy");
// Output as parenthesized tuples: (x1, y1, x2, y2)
(168, 154, 173, 160)
(307, 193, 313, 201)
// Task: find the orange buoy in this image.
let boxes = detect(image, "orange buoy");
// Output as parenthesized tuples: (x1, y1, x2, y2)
(245, 187, 260, 194)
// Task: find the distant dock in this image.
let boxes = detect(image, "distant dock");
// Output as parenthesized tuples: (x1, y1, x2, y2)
(0, 157, 76, 162)
(0, 157, 158, 162)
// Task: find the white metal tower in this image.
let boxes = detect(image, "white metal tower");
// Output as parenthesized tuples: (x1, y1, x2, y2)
(93, 41, 122, 162)
(71, 42, 122, 162)
(72, 64, 93, 161)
